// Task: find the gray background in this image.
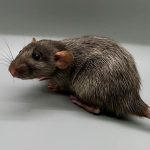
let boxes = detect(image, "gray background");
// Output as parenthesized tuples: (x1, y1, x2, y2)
(0, 0, 150, 44)
(0, 0, 150, 150)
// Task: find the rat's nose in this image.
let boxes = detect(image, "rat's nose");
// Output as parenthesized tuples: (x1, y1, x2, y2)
(9, 67, 17, 77)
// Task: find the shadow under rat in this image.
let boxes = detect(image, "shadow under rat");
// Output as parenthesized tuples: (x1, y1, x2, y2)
(0, 81, 150, 134)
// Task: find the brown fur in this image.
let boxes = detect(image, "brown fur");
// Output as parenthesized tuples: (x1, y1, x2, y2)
(9, 35, 150, 118)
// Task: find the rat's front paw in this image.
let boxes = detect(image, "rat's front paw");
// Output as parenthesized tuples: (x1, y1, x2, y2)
(48, 82, 60, 91)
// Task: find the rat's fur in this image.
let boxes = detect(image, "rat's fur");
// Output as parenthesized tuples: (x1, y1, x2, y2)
(9, 35, 150, 118)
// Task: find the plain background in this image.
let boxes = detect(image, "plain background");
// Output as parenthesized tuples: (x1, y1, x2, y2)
(0, 0, 150, 150)
(0, 0, 150, 44)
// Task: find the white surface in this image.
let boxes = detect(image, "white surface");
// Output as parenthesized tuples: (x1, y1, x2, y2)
(0, 35, 150, 150)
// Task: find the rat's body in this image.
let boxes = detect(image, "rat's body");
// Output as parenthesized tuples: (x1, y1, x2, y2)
(9, 35, 150, 118)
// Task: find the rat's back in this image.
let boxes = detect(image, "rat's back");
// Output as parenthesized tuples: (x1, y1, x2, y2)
(61, 35, 133, 63)
(62, 35, 149, 117)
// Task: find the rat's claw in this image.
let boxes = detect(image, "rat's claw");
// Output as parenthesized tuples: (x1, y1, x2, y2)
(38, 76, 49, 81)
(48, 82, 59, 91)
(69, 95, 100, 114)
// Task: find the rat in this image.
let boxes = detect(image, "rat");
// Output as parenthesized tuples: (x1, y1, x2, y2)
(9, 35, 150, 118)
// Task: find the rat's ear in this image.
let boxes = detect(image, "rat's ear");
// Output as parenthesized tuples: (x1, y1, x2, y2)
(32, 37, 37, 43)
(54, 51, 74, 69)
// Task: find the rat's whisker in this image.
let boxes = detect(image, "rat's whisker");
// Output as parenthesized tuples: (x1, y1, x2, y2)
(3, 39, 14, 60)
(0, 54, 11, 63)
(0, 59, 10, 65)
(0, 61, 9, 67)
(0, 53, 11, 63)
(2, 50, 12, 61)
(0, 45, 12, 61)
(0, 57, 11, 66)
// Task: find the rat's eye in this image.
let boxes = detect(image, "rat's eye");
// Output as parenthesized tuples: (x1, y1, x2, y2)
(32, 51, 41, 61)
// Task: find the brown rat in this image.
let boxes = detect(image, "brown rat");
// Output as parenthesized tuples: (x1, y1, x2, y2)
(9, 35, 150, 118)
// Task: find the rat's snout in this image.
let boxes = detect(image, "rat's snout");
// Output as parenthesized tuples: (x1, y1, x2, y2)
(9, 67, 17, 77)
(9, 63, 28, 78)
(9, 62, 17, 77)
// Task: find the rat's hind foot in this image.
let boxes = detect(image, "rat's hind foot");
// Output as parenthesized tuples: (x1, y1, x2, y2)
(70, 95, 100, 114)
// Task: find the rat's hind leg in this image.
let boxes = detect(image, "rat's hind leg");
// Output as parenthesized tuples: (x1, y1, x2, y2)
(69, 95, 100, 114)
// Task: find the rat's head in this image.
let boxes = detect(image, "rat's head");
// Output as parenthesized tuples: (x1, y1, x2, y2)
(9, 38, 73, 80)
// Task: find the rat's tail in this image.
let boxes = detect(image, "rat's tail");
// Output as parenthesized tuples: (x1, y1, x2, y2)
(135, 100, 150, 119)
(129, 98, 150, 119)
